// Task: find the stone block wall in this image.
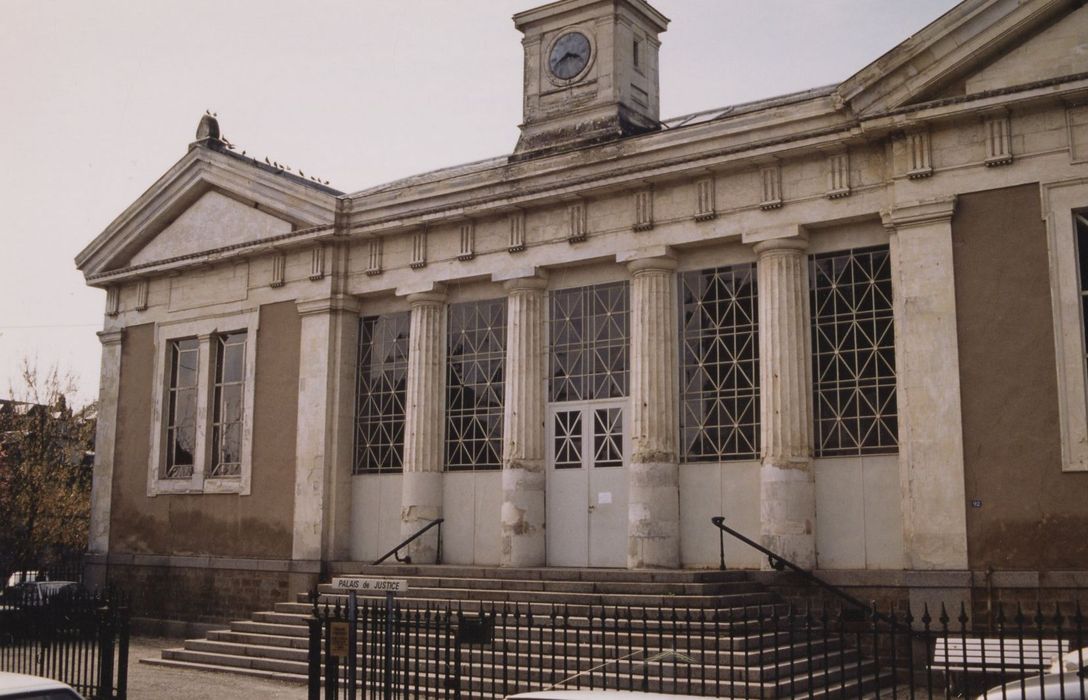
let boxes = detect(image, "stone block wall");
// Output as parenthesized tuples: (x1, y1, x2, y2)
(100, 562, 293, 625)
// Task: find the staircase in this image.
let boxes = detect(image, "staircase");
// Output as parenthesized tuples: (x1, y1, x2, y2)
(141, 565, 897, 698)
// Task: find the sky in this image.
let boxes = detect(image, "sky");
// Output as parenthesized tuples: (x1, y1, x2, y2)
(0, 0, 960, 407)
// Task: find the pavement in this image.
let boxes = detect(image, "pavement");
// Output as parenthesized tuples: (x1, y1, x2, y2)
(126, 637, 306, 699)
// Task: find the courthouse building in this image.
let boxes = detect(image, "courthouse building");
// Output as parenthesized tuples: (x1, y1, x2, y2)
(77, 0, 1088, 621)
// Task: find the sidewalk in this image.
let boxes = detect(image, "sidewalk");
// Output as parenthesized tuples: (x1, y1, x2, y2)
(127, 637, 306, 699)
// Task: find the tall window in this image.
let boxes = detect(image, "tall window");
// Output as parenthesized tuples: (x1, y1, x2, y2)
(810, 246, 897, 456)
(446, 300, 506, 471)
(210, 331, 247, 477)
(679, 264, 759, 462)
(550, 281, 630, 402)
(354, 313, 410, 474)
(1077, 212, 1088, 371)
(164, 338, 199, 479)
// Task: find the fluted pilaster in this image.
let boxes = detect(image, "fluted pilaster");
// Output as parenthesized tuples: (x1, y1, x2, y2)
(401, 287, 447, 563)
(754, 237, 816, 569)
(500, 275, 548, 567)
(626, 255, 680, 569)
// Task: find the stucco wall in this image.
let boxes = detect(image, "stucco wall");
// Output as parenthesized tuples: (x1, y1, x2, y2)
(109, 302, 300, 558)
(953, 183, 1088, 569)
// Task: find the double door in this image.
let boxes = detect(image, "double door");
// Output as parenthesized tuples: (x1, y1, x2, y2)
(546, 400, 628, 567)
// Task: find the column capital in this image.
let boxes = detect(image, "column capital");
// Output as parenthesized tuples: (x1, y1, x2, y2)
(502, 273, 549, 294)
(881, 196, 957, 230)
(406, 284, 447, 307)
(97, 329, 124, 346)
(296, 294, 361, 317)
(626, 254, 677, 276)
(752, 235, 808, 256)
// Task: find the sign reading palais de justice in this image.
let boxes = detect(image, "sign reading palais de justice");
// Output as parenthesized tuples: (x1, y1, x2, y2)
(331, 577, 410, 593)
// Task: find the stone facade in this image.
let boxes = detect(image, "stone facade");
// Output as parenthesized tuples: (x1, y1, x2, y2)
(77, 0, 1088, 622)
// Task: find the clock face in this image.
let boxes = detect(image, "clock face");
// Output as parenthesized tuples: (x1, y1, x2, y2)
(548, 31, 591, 80)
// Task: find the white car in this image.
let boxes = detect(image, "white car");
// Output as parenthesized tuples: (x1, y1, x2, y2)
(0, 672, 84, 699)
(978, 646, 1088, 700)
(508, 692, 714, 700)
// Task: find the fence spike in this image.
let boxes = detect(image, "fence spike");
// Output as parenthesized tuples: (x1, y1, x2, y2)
(938, 602, 950, 626)
(958, 601, 969, 626)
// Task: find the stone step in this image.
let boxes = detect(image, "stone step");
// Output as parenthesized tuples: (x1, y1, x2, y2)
(312, 585, 775, 609)
(138, 657, 307, 685)
(206, 629, 308, 649)
(160, 643, 881, 699)
(327, 563, 749, 584)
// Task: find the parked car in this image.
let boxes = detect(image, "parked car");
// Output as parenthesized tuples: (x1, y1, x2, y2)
(508, 692, 713, 700)
(3, 581, 82, 606)
(0, 672, 83, 699)
(978, 647, 1088, 699)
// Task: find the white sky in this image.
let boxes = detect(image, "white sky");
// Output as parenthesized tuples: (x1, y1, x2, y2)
(0, 0, 959, 407)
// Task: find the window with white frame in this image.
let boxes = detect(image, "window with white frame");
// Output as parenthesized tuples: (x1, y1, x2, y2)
(446, 299, 506, 471)
(149, 312, 258, 495)
(1042, 182, 1088, 472)
(353, 313, 410, 474)
(810, 246, 897, 457)
(678, 264, 760, 462)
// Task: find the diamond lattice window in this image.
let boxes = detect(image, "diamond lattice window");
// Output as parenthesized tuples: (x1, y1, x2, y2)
(446, 299, 506, 471)
(810, 246, 898, 456)
(354, 313, 410, 474)
(550, 282, 630, 402)
(679, 264, 759, 462)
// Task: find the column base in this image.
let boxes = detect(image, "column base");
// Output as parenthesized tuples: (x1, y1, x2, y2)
(627, 461, 680, 569)
(500, 465, 546, 567)
(401, 470, 444, 564)
(760, 461, 816, 569)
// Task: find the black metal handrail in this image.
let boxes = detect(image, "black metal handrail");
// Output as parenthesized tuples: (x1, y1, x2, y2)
(711, 515, 905, 630)
(373, 518, 444, 565)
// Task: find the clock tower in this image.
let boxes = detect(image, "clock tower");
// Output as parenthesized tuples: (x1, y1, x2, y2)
(512, 0, 669, 159)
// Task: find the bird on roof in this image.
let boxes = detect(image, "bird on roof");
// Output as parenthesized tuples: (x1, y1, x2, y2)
(265, 156, 271, 165)
(299, 170, 304, 177)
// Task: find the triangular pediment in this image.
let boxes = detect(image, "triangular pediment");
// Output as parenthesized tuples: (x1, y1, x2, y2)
(962, 3, 1088, 94)
(76, 143, 340, 281)
(128, 190, 293, 265)
(836, 0, 1085, 117)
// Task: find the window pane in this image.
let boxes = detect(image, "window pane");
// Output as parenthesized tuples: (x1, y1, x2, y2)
(354, 313, 411, 474)
(593, 407, 623, 468)
(554, 410, 582, 469)
(678, 264, 760, 462)
(810, 246, 897, 457)
(550, 282, 629, 402)
(446, 299, 506, 472)
(219, 332, 247, 383)
(172, 339, 199, 389)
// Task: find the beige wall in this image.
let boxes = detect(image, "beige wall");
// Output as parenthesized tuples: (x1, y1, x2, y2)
(109, 302, 300, 558)
(954, 184, 1088, 570)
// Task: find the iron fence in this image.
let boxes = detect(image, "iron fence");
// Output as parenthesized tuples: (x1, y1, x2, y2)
(0, 589, 129, 699)
(308, 595, 1087, 700)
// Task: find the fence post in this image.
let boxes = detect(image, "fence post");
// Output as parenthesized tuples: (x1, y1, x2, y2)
(346, 591, 358, 699)
(95, 606, 115, 700)
(115, 603, 130, 700)
(308, 614, 322, 700)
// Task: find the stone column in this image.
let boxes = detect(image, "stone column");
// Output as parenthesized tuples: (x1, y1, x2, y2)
(291, 295, 360, 570)
(626, 255, 681, 569)
(500, 275, 548, 567)
(400, 288, 448, 563)
(754, 236, 816, 569)
(87, 329, 123, 587)
(883, 197, 968, 570)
